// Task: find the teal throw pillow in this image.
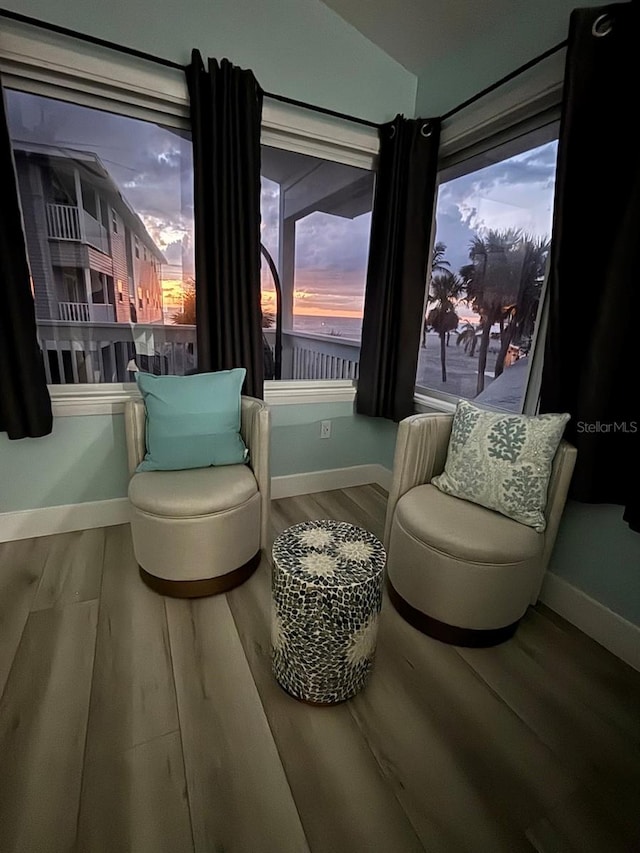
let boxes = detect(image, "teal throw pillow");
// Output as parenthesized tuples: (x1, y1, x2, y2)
(432, 400, 570, 532)
(135, 369, 248, 472)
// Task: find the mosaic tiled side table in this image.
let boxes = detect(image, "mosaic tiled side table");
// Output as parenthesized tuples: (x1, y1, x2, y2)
(271, 520, 386, 704)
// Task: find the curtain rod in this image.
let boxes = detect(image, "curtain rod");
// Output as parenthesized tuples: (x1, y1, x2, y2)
(0, 6, 568, 128)
(260, 91, 379, 129)
(441, 39, 567, 121)
(0, 7, 381, 129)
(0, 7, 185, 69)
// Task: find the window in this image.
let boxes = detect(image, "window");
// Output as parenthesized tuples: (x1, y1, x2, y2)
(3, 27, 378, 390)
(415, 127, 559, 413)
(5, 89, 194, 383)
(260, 145, 374, 380)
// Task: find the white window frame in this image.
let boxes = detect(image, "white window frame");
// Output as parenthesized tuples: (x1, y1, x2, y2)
(414, 51, 565, 415)
(0, 19, 378, 415)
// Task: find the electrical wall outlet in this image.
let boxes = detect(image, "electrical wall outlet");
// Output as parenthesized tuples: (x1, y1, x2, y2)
(320, 420, 332, 439)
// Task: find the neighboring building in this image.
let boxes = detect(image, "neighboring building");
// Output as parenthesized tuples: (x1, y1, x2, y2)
(13, 141, 167, 382)
(14, 141, 165, 325)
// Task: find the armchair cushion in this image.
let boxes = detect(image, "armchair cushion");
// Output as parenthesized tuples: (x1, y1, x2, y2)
(396, 484, 542, 564)
(432, 400, 569, 532)
(135, 369, 248, 471)
(129, 464, 258, 517)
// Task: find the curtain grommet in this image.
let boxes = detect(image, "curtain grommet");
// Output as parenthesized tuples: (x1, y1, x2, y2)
(592, 13, 613, 37)
(420, 122, 433, 138)
(389, 125, 396, 139)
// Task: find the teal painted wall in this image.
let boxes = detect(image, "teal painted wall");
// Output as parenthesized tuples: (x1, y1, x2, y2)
(3, 0, 416, 121)
(550, 503, 640, 628)
(0, 403, 398, 512)
(0, 415, 130, 511)
(271, 402, 397, 477)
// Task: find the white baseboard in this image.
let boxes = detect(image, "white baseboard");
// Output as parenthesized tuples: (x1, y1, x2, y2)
(0, 465, 392, 542)
(271, 463, 391, 500)
(0, 498, 130, 543)
(540, 572, 640, 672)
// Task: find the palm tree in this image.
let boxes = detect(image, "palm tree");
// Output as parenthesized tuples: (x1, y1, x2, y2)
(422, 241, 451, 347)
(172, 281, 196, 325)
(456, 321, 479, 356)
(426, 271, 464, 382)
(460, 229, 524, 394)
(493, 235, 550, 377)
(432, 241, 451, 276)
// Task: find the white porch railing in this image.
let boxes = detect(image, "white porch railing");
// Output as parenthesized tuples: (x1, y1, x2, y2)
(37, 321, 359, 385)
(58, 301, 90, 322)
(58, 302, 115, 323)
(263, 329, 360, 380)
(46, 203, 80, 241)
(37, 321, 197, 384)
(291, 340, 359, 379)
(46, 203, 110, 254)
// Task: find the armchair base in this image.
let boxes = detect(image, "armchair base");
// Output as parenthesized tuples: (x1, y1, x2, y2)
(388, 580, 520, 647)
(139, 551, 261, 598)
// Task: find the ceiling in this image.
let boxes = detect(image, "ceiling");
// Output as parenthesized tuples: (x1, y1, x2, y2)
(262, 146, 373, 220)
(320, 0, 604, 112)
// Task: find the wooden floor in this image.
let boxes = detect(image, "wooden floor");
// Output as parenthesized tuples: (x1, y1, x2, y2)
(1, 485, 639, 853)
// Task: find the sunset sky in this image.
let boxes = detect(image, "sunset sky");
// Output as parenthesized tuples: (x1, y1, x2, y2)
(6, 90, 557, 327)
(259, 172, 372, 319)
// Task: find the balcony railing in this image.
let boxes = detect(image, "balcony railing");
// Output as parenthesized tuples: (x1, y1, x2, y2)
(46, 203, 110, 254)
(46, 203, 81, 241)
(36, 321, 359, 385)
(37, 320, 197, 384)
(263, 329, 360, 380)
(58, 302, 115, 323)
(58, 301, 90, 322)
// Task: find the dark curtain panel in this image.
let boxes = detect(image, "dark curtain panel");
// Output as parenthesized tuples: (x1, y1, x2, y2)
(0, 80, 52, 440)
(186, 52, 264, 398)
(356, 115, 441, 421)
(540, 4, 639, 532)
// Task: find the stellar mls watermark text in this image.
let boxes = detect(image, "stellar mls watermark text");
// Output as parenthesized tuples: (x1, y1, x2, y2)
(576, 421, 637, 433)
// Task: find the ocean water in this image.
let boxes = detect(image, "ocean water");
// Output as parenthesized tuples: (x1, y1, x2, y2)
(291, 315, 362, 340)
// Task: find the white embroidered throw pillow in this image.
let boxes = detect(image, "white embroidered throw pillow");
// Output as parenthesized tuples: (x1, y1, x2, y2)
(432, 400, 570, 532)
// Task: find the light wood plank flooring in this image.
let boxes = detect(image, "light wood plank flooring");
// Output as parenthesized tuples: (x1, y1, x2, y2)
(1, 485, 639, 852)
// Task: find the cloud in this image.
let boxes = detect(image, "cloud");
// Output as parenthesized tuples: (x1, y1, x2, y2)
(294, 210, 371, 272)
(292, 269, 366, 316)
(435, 140, 558, 272)
(435, 208, 478, 273)
(162, 239, 187, 264)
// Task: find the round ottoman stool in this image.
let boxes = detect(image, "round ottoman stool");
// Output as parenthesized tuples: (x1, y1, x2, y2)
(271, 520, 386, 704)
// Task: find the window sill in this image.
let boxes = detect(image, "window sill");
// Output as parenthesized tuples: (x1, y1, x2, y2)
(413, 391, 458, 415)
(50, 383, 459, 417)
(49, 379, 357, 416)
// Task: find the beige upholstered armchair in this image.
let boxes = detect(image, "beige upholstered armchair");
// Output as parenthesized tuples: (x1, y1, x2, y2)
(384, 413, 576, 646)
(124, 395, 270, 597)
